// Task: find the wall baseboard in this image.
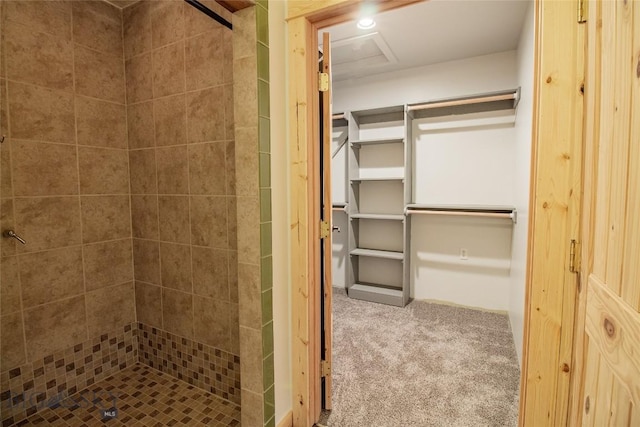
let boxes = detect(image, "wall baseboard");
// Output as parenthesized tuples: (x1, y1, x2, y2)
(277, 410, 293, 427)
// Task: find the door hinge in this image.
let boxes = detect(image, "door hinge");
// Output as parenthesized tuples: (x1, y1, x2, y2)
(320, 220, 330, 239)
(570, 239, 581, 273)
(321, 360, 331, 377)
(318, 72, 329, 92)
(578, 0, 587, 23)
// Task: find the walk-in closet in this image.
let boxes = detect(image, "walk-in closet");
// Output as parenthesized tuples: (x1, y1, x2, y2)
(323, 1, 534, 425)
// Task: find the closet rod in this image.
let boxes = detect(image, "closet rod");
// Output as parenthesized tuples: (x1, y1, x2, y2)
(332, 113, 346, 120)
(406, 209, 515, 221)
(407, 92, 516, 112)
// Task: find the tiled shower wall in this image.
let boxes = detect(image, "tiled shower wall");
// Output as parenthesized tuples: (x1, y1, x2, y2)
(1, 0, 243, 425)
(0, 2, 136, 424)
(123, 0, 241, 404)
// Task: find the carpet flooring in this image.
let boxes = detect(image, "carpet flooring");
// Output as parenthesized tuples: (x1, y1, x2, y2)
(320, 289, 520, 427)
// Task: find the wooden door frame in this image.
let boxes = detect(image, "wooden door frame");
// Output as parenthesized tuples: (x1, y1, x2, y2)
(286, 1, 585, 426)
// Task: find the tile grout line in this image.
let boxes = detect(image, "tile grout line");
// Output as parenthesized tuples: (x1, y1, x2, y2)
(119, 0, 138, 338)
(69, 1, 93, 353)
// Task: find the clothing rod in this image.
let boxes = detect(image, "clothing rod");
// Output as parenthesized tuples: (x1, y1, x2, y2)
(332, 113, 346, 120)
(407, 93, 516, 112)
(184, 0, 232, 30)
(406, 209, 514, 220)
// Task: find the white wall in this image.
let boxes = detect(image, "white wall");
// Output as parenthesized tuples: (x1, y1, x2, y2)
(269, 1, 292, 423)
(509, 1, 535, 366)
(333, 50, 518, 112)
(332, 51, 520, 311)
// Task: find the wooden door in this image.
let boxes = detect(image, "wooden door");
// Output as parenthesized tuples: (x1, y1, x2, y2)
(320, 31, 333, 411)
(572, 0, 640, 424)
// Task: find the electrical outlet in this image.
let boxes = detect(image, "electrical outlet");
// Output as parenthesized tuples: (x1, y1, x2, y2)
(460, 248, 468, 260)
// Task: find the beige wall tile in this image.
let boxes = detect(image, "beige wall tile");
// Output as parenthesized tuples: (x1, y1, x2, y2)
(232, 7, 256, 60)
(238, 262, 261, 330)
(76, 96, 127, 149)
(151, 1, 184, 49)
(241, 389, 264, 427)
(131, 195, 159, 239)
(235, 196, 260, 265)
(239, 326, 263, 394)
(133, 238, 160, 284)
(185, 29, 224, 91)
(123, 2, 152, 59)
(19, 247, 84, 308)
(3, 1, 72, 40)
(74, 44, 125, 104)
(224, 84, 234, 139)
(233, 55, 258, 128)
(15, 196, 81, 253)
(227, 197, 237, 250)
(193, 295, 229, 350)
(80, 195, 131, 243)
(152, 42, 185, 98)
(190, 196, 227, 248)
(158, 196, 190, 244)
(154, 94, 187, 147)
(23, 295, 87, 361)
(228, 250, 239, 303)
(160, 242, 192, 292)
(125, 53, 153, 104)
(83, 239, 134, 291)
(86, 282, 135, 337)
(8, 81, 75, 143)
(72, 1, 123, 56)
(225, 140, 236, 195)
(12, 140, 79, 197)
(162, 288, 193, 338)
(0, 82, 8, 144)
(129, 149, 157, 194)
(234, 127, 258, 197)
(1, 312, 26, 370)
(1, 256, 21, 314)
(223, 30, 233, 85)
(191, 246, 228, 300)
(186, 86, 225, 143)
(78, 147, 129, 194)
(188, 142, 226, 195)
(4, 19, 74, 91)
(229, 303, 240, 354)
(135, 281, 162, 327)
(156, 146, 189, 194)
(0, 199, 16, 257)
(127, 101, 155, 149)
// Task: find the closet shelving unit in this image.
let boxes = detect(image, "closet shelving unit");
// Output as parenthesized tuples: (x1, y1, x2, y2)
(345, 104, 410, 307)
(335, 88, 520, 307)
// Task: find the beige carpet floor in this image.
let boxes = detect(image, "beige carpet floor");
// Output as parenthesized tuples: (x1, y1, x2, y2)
(320, 289, 520, 427)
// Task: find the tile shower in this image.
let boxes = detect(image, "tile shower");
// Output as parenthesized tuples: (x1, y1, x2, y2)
(0, 1, 273, 425)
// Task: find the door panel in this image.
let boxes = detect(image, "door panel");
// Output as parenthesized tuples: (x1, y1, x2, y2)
(577, 0, 640, 424)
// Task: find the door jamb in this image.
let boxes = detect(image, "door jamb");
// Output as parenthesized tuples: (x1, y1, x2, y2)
(286, 1, 585, 426)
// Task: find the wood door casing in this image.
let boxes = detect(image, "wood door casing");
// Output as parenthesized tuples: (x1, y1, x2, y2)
(320, 31, 333, 411)
(572, 0, 640, 425)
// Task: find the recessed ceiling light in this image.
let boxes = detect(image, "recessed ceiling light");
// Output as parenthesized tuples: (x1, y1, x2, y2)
(357, 17, 376, 30)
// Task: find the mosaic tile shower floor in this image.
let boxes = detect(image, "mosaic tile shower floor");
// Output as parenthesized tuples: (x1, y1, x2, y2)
(14, 364, 240, 427)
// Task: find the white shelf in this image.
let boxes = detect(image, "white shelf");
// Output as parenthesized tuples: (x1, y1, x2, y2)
(350, 213, 404, 221)
(350, 248, 404, 260)
(351, 137, 404, 146)
(351, 177, 404, 182)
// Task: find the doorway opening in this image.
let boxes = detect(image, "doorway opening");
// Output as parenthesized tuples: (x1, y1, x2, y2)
(320, 1, 533, 425)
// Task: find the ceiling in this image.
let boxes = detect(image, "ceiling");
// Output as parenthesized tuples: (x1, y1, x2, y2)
(321, 0, 530, 81)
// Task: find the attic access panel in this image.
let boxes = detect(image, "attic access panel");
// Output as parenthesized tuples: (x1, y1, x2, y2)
(325, 32, 398, 80)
